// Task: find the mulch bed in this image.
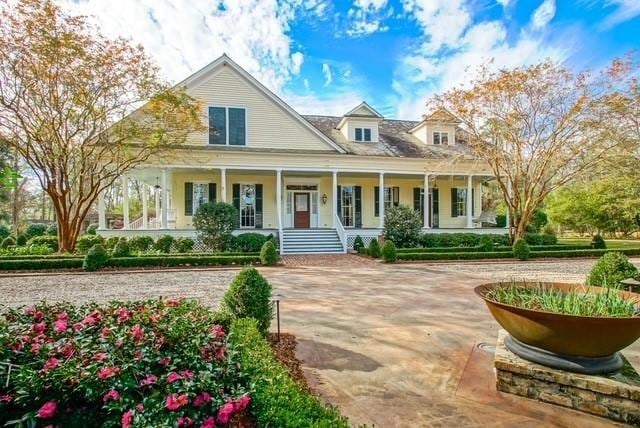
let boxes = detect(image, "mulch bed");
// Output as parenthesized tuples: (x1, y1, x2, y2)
(268, 332, 312, 393)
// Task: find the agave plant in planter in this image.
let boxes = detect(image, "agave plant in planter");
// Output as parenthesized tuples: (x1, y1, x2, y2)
(475, 281, 640, 374)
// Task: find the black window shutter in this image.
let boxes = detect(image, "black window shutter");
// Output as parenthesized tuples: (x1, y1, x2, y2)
(255, 184, 263, 229)
(184, 182, 193, 216)
(472, 188, 475, 217)
(393, 187, 400, 206)
(451, 188, 458, 217)
(209, 183, 217, 204)
(374, 186, 379, 217)
(232, 184, 240, 213)
(413, 187, 421, 214)
(355, 186, 362, 228)
(336, 185, 342, 219)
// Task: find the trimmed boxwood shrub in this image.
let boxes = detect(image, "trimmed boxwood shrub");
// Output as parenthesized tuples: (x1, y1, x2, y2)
(0, 258, 84, 270)
(231, 318, 349, 428)
(111, 239, 131, 257)
(108, 255, 259, 268)
(513, 239, 531, 261)
(381, 240, 397, 263)
(46, 223, 57, 236)
(260, 240, 278, 266)
(129, 235, 154, 252)
(587, 252, 639, 288)
(419, 233, 511, 248)
(222, 268, 272, 336)
(232, 232, 269, 253)
(1, 236, 15, 248)
(76, 234, 104, 253)
(175, 237, 195, 253)
(398, 251, 514, 261)
(353, 235, 365, 252)
(16, 234, 27, 246)
(591, 234, 606, 249)
(154, 235, 175, 253)
(83, 244, 109, 271)
(479, 235, 495, 252)
(85, 223, 98, 235)
(25, 223, 47, 238)
(104, 236, 120, 250)
(0, 224, 10, 239)
(27, 235, 58, 251)
(368, 239, 381, 258)
(523, 233, 557, 246)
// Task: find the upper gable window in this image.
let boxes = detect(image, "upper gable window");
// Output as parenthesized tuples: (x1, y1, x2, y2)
(433, 131, 449, 145)
(209, 106, 246, 146)
(355, 127, 372, 142)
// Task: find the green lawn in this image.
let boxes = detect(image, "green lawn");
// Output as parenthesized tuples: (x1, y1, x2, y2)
(559, 238, 640, 249)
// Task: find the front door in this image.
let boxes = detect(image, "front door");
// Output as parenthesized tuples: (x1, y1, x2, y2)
(294, 192, 310, 228)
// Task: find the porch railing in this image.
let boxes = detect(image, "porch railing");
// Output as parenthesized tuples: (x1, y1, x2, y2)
(333, 213, 347, 253)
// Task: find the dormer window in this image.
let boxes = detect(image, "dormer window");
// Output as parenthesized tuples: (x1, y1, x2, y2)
(433, 131, 449, 145)
(355, 127, 372, 142)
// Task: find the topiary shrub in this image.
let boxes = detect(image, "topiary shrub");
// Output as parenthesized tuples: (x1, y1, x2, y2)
(591, 234, 606, 249)
(353, 235, 364, 252)
(129, 235, 154, 253)
(175, 237, 195, 253)
(82, 244, 109, 272)
(16, 234, 27, 246)
(381, 240, 397, 263)
(85, 223, 98, 235)
(229, 233, 267, 253)
(222, 268, 273, 336)
(368, 238, 381, 258)
(154, 235, 175, 253)
(111, 239, 131, 257)
(0, 224, 10, 240)
(76, 234, 104, 253)
(383, 205, 422, 248)
(104, 236, 120, 250)
(512, 239, 530, 261)
(193, 201, 238, 251)
(27, 235, 58, 251)
(587, 252, 639, 288)
(25, 223, 47, 238)
(479, 235, 495, 252)
(46, 223, 57, 236)
(1, 236, 15, 248)
(259, 240, 278, 266)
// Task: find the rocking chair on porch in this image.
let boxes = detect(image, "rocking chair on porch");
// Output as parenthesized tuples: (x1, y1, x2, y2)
(473, 210, 497, 227)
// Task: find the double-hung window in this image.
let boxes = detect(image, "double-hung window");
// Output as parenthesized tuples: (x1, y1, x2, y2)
(341, 186, 355, 227)
(384, 187, 400, 210)
(240, 184, 256, 228)
(453, 188, 466, 217)
(208, 106, 246, 146)
(433, 131, 449, 145)
(354, 127, 372, 142)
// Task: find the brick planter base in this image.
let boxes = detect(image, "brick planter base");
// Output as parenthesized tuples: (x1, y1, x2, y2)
(495, 330, 640, 424)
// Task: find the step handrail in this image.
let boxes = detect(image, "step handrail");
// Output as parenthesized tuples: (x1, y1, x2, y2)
(333, 213, 347, 253)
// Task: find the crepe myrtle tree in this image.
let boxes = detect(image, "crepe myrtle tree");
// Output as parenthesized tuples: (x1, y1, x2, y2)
(0, 0, 203, 252)
(430, 60, 623, 241)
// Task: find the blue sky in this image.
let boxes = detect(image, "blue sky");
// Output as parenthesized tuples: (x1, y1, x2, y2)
(60, 0, 640, 120)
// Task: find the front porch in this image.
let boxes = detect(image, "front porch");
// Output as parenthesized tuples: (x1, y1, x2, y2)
(97, 167, 508, 252)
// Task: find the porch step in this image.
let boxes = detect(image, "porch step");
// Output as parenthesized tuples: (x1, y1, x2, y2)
(281, 229, 344, 255)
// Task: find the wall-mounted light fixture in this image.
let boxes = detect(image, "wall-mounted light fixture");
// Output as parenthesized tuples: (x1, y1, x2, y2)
(321, 193, 328, 205)
(154, 177, 161, 190)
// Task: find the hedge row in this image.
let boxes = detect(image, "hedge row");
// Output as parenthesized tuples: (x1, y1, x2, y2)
(230, 318, 349, 428)
(397, 248, 640, 261)
(0, 255, 260, 271)
(0, 251, 260, 261)
(396, 244, 592, 254)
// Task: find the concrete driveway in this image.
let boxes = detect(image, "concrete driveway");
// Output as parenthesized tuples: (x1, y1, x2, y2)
(261, 261, 640, 428)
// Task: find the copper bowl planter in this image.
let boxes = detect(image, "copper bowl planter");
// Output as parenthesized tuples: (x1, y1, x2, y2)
(475, 282, 640, 374)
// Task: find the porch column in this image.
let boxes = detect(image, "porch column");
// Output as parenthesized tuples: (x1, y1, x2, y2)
(466, 175, 473, 228)
(122, 175, 130, 230)
(142, 185, 148, 229)
(378, 172, 385, 229)
(276, 169, 282, 231)
(154, 186, 160, 228)
(423, 174, 430, 229)
(220, 168, 227, 202)
(161, 169, 168, 229)
(98, 191, 106, 229)
(332, 171, 338, 228)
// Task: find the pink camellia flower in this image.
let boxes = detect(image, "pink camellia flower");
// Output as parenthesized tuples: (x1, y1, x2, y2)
(116, 307, 132, 324)
(166, 371, 182, 383)
(24, 306, 36, 315)
(56, 311, 68, 320)
(121, 409, 134, 428)
(37, 401, 57, 419)
(33, 322, 46, 335)
(73, 322, 84, 331)
(178, 417, 194, 427)
(43, 357, 60, 372)
(158, 357, 171, 366)
(179, 370, 194, 380)
(53, 318, 67, 334)
(61, 341, 75, 358)
(134, 350, 143, 360)
(165, 298, 181, 307)
(212, 325, 225, 339)
(103, 389, 120, 402)
(93, 352, 108, 362)
(139, 374, 157, 386)
(136, 403, 144, 412)
(193, 392, 211, 407)
(234, 394, 251, 412)
(216, 402, 235, 424)
(150, 313, 161, 323)
(215, 346, 226, 361)
(31, 342, 41, 353)
(0, 394, 13, 403)
(100, 327, 112, 338)
(200, 417, 216, 428)
(97, 366, 119, 380)
(131, 324, 144, 340)
(165, 393, 189, 411)
(34, 311, 44, 322)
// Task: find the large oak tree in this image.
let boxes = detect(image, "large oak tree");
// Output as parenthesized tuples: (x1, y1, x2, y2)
(0, 0, 203, 252)
(430, 61, 620, 241)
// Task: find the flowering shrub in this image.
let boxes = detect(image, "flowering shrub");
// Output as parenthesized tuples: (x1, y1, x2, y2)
(0, 299, 251, 426)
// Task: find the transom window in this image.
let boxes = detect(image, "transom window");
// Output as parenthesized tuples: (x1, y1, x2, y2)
(454, 188, 466, 217)
(341, 186, 355, 227)
(208, 106, 246, 146)
(354, 127, 372, 142)
(240, 184, 255, 228)
(433, 131, 449, 145)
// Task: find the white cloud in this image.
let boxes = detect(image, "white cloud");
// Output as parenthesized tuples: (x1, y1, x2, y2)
(600, 0, 640, 29)
(403, 0, 471, 53)
(291, 52, 304, 74)
(345, 0, 391, 37)
(303, 79, 310, 91)
(322, 63, 333, 86)
(531, 0, 556, 29)
(285, 91, 365, 116)
(496, 0, 511, 6)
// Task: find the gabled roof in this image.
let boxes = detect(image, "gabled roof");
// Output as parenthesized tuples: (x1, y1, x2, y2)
(343, 101, 384, 118)
(423, 107, 461, 123)
(176, 54, 346, 154)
